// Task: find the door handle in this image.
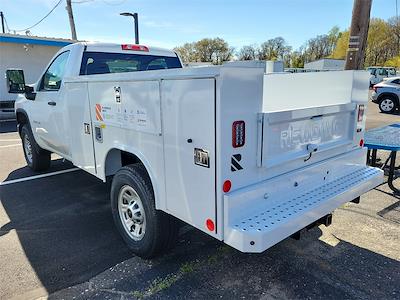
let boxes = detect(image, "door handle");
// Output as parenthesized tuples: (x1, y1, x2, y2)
(48, 101, 56, 106)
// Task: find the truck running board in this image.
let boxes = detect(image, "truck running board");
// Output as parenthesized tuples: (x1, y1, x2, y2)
(223, 166, 383, 253)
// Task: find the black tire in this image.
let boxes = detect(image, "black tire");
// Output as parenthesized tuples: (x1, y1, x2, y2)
(111, 163, 178, 258)
(21, 125, 51, 171)
(378, 96, 397, 113)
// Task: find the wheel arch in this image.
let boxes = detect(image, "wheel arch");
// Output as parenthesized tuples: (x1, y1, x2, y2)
(103, 147, 160, 198)
(15, 108, 31, 136)
(104, 147, 164, 210)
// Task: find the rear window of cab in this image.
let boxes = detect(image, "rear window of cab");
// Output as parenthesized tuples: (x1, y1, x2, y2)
(79, 51, 182, 75)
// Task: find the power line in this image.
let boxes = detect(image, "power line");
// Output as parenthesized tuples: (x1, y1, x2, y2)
(3, 15, 11, 33)
(13, 0, 63, 32)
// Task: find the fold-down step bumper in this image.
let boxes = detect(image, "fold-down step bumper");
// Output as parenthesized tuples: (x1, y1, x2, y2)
(223, 166, 383, 253)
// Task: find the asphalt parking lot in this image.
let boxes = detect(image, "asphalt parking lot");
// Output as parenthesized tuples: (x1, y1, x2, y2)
(0, 103, 399, 300)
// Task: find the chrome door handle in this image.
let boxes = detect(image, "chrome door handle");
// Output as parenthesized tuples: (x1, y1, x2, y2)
(48, 101, 56, 106)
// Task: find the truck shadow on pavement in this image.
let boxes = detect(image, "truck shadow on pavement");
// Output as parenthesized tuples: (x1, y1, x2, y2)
(0, 166, 400, 299)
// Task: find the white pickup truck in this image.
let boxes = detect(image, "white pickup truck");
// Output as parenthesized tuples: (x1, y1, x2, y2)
(6, 42, 383, 258)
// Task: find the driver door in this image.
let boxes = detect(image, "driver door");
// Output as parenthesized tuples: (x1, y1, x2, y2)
(29, 51, 71, 157)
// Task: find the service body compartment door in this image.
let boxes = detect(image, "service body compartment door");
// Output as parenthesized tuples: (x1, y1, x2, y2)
(162, 78, 216, 235)
(66, 81, 96, 175)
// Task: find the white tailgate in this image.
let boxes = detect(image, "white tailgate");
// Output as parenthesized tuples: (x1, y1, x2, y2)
(260, 103, 357, 168)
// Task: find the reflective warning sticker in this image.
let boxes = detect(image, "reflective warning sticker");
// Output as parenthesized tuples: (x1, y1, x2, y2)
(231, 154, 243, 172)
(95, 104, 103, 121)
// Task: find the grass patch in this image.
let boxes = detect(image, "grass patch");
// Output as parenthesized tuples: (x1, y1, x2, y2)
(131, 246, 230, 298)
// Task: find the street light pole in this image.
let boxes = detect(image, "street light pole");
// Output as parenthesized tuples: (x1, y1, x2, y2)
(120, 12, 139, 44)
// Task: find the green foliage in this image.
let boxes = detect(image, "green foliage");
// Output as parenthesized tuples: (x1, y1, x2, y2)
(384, 55, 400, 67)
(174, 17, 400, 69)
(330, 30, 349, 59)
(174, 37, 234, 65)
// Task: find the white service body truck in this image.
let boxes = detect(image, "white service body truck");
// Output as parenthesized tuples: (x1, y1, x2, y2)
(7, 42, 383, 258)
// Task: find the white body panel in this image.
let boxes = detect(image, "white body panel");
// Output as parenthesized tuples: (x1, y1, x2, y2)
(14, 45, 383, 252)
(162, 78, 216, 235)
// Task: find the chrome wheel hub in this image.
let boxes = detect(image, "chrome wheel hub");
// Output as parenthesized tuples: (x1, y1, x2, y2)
(381, 99, 394, 112)
(118, 185, 146, 241)
(23, 134, 33, 164)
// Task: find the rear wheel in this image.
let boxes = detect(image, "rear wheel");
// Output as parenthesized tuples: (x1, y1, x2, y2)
(21, 125, 51, 171)
(379, 96, 397, 113)
(111, 164, 178, 258)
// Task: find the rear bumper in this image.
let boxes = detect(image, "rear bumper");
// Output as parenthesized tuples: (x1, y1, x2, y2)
(223, 150, 383, 253)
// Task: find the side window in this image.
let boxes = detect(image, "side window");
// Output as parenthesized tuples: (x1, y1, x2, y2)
(377, 68, 388, 76)
(41, 51, 70, 91)
(392, 79, 400, 85)
(147, 58, 167, 70)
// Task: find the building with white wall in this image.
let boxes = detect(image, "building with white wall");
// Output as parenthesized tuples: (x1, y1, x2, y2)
(0, 34, 73, 119)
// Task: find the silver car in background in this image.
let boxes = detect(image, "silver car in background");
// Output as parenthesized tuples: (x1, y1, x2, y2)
(371, 77, 400, 113)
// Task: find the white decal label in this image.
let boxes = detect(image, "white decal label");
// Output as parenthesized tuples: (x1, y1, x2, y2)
(136, 109, 147, 127)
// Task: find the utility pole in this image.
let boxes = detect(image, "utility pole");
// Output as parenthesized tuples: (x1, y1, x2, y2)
(345, 0, 372, 70)
(66, 0, 77, 40)
(0, 12, 5, 34)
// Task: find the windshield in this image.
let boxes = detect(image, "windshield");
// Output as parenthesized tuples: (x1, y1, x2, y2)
(80, 51, 182, 75)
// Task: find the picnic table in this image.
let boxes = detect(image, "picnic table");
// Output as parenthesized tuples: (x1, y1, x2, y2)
(364, 123, 400, 194)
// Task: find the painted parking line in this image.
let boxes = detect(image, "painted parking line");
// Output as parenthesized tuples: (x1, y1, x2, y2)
(0, 144, 21, 148)
(0, 168, 80, 186)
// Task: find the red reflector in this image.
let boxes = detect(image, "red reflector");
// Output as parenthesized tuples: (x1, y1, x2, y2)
(359, 139, 364, 147)
(357, 105, 365, 122)
(223, 180, 232, 193)
(232, 120, 245, 148)
(121, 44, 149, 52)
(206, 219, 215, 231)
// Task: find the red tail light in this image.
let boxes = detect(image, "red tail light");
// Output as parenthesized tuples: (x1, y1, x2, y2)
(232, 121, 245, 148)
(223, 180, 232, 193)
(357, 105, 365, 122)
(121, 44, 149, 52)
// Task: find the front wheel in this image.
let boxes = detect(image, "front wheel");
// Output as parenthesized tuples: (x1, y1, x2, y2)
(111, 164, 178, 258)
(21, 125, 51, 171)
(379, 97, 397, 113)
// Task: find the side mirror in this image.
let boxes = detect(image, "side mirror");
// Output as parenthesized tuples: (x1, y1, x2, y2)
(6, 69, 26, 93)
(5, 69, 36, 100)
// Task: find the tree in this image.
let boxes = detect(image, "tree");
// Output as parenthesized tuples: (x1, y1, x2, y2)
(365, 18, 393, 66)
(195, 38, 233, 64)
(384, 55, 400, 67)
(331, 30, 349, 59)
(287, 49, 306, 68)
(388, 16, 400, 55)
(237, 45, 258, 60)
(259, 37, 292, 61)
(173, 42, 197, 63)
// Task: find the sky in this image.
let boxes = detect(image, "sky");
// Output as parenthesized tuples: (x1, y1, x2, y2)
(0, 0, 397, 50)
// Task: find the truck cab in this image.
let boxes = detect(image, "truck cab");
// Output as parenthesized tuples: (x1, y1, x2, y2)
(13, 42, 182, 160)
